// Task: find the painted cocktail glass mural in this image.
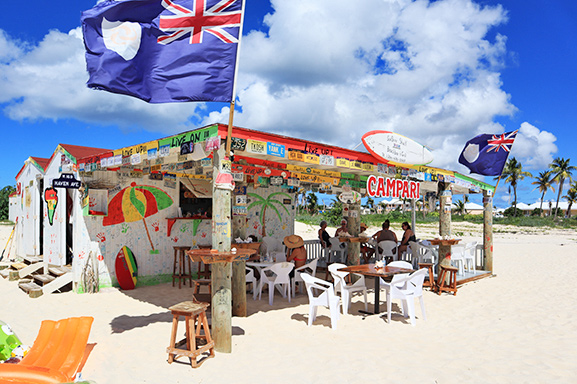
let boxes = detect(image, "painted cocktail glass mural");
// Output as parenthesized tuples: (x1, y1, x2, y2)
(103, 183, 173, 252)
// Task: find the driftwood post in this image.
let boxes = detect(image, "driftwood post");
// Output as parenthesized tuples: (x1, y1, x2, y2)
(231, 205, 247, 317)
(438, 183, 452, 271)
(211, 147, 232, 353)
(483, 189, 493, 272)
(347, 176, 361, 266)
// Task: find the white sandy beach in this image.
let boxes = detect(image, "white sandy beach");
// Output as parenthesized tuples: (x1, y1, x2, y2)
(1, 222, 577, 383)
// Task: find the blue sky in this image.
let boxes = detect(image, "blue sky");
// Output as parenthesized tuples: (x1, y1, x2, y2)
(1, 0, 576, 209)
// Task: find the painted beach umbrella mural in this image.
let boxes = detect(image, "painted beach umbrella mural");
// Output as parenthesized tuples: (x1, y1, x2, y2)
(247, 192, 292, 237)
(103, 182, 173, 252)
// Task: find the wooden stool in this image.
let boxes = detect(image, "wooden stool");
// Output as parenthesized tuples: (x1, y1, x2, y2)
(436, 264, 458, 296)
(418, 262, 435, 289)
(173, 246, 193, 289)
(167, 301, 215, 368)
(193, 279, 212, 295)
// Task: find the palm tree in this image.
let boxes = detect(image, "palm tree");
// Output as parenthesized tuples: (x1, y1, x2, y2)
(496, 157, 532, 217)
(454, 199, 467, 215)
(305, 192, 318, 215)
(563, 182, 577, 218)
(531, 171, 555, 217)
(549, 157, 576, 218)
(247, 192, 292, 237)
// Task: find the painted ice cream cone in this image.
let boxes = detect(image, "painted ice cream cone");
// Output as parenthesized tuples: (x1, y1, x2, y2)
(44, 188, 58, 225)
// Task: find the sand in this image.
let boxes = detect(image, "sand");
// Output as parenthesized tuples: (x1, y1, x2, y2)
(1, 222, 577, 383)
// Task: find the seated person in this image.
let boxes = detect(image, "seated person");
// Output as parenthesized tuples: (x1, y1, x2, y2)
(318, 220, 331, 249)
(335, 218, 351, 237)
(398, 221, 416, 256)
(372, 219, 398, 259)
(284, 235, 307, 279)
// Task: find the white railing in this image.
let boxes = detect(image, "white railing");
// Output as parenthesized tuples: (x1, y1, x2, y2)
(303, 239, 325, 262)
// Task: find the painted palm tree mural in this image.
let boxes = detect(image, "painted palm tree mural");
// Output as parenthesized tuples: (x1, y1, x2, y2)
(247, 192, 292, 237)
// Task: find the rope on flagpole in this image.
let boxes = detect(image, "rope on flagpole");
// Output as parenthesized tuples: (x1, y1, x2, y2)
(491, 129, 519, 198)
(225, 0, 247, 157)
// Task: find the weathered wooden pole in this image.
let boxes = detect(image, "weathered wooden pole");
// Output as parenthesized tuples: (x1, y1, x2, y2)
(347, 176, 361, 266)
(410, 198, 416, 236)
(211, 147, 232, 353)
(483, 189, 493, 273)
(231, 187, 247, 318)
(438, 182, 452, 270)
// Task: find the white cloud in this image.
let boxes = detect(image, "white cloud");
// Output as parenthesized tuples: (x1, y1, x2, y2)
(209, 0, 516, 165)
(0, 0, 537, 177)
(510, 122, 558, 169)
(0, 27, 204, 133)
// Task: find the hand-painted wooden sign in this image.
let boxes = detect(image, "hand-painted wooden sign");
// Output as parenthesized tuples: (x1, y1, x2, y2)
(362, 130, 433, 167)
(44, 187, 58, 225)
(366, 175, 421, 199)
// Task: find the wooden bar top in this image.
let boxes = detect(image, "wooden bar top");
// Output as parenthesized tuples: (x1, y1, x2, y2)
(338, 264, 413, 278)
(186, 248, 256, 264)
(428, 239, 461, 246)
(339, 236, 372, 243)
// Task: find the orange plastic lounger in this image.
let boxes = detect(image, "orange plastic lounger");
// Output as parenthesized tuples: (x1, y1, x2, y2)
(0, 316, 94, 384)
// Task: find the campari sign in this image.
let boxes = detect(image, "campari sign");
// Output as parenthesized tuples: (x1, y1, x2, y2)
(366, 175, 421, 199)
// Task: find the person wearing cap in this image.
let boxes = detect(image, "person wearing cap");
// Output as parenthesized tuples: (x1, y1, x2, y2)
(284, 234, 307, 279)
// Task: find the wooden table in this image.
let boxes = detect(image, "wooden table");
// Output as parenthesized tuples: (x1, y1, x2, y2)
(338, 264, 413, 315)
(186, 249, 256, 264)
(428, 238, 461, 246)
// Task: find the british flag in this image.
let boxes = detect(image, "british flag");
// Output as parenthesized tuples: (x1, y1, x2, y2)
(486, 130, 518, 153)
(158, 0, 242, 45)
(459, 129, 519, 176)
(81, 0, 245, 103)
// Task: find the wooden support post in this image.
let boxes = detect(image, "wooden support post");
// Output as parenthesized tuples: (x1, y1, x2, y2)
(231, 198, 247, 318)
(347, 175, 361, 266)
(410, 198, 416, 236)
(438, 183, 452, 271)
(211, 148, 232, 353)
(483, 189, 493, 273)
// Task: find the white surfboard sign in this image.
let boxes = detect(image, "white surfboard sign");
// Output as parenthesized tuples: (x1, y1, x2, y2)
(362, 130, 433, 167)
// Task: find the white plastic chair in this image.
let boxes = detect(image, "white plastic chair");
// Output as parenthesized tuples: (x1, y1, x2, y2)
(262, 236, 285, 261)
(450, 244, 465, 275)
(387, 260, 413, 269)
(377, 240, 397, 263)
(258, 262, 294, 306)
(384, 268, 428, 326)
(328, 237, 347, 264)
(463, 241, 477, 273)
(328, 263, 368, 314)
(416, 241, 438, 265)
(300, 273, 341, 330)
(292, 259, 318, 296)
(246, 266, 257, 300)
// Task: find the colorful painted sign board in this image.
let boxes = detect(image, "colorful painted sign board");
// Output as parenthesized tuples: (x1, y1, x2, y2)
(362, 130, 433, 167)
(366, 175, 421, 199)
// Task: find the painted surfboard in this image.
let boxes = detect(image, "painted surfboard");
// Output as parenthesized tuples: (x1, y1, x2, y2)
(115, 246, 138, 290)
(362, 130, 433, 167)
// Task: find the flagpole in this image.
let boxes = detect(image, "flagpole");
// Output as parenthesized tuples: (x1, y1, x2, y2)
(225, 0, 247, 157)
(490, 129, 518, 197)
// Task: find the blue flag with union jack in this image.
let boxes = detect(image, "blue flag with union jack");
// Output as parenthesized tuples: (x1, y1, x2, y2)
(81, 0, 243, 103)
(458, 130, 518, 176)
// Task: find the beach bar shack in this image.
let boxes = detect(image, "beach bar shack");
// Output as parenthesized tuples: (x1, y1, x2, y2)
(11, 124, 496, 298)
